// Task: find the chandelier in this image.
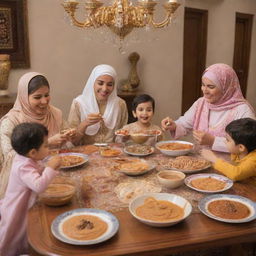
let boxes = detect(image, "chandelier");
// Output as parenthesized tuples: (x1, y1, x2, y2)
(62, 0, 181, 40)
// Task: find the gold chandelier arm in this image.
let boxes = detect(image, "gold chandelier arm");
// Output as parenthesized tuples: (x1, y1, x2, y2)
(69, 14, 93, 28)
(149, 13, 172, 28)
(148, 1, 180, 28)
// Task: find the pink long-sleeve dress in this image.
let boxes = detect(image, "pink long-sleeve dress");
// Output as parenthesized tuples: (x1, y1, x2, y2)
(0, 154, 58, 256)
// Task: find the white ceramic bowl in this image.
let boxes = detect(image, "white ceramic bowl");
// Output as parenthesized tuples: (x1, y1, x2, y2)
(130, 130, 162, 144)
(155, 140, 194, 156)
(157, 170, 185, 189)
(129, 193, 192, 227)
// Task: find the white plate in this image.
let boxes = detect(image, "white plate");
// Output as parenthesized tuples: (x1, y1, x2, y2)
(59, 152, 89, 169)
(198, 194, 256, 223)
(118, 159, 156, 176)
(94, 143, 108, 147)
(129, 193, 192, 227)
(155, 140, 194, 156)
(184, 173, 233, 193)
(170, 163, 212, 174)
(124, 145, 154, 157)
(51, 208, 119, 245)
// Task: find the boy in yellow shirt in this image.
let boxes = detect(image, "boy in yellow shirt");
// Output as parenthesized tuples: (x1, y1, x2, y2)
(201, 118, 256, 184)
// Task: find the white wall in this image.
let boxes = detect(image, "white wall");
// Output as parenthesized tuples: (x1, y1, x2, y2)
(6, 0, 256, 126)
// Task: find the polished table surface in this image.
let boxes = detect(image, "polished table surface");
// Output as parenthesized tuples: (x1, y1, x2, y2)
(27, 145, 256, 256)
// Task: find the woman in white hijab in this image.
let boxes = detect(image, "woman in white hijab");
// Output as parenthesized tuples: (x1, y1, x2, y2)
(68, 64, 128, 145)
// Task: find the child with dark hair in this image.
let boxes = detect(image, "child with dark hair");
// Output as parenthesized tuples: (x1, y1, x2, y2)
(0, 122, 61, 256)
(116, 94, 162, 145)
(201, 118, 256, 183)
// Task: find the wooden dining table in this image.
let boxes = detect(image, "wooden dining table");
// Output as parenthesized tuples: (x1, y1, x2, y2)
(27, 144, 256, 256)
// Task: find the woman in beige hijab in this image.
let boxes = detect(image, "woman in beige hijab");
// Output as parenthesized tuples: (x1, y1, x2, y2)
(0, 72, 71, 198)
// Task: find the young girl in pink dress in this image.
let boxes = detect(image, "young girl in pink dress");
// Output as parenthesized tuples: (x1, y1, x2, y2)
(0, 122, 61, 256)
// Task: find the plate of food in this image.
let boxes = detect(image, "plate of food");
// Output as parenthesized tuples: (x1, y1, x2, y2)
(184, 173, 233, 193)
(100, 147, 122, 157)
(51, 208, 119, 245)
(155, 140, 194, 156)
(198, 194, 256, 223)
(163, 156, 211, 174)
(115, 129, 129, 136)
(124, 144, 154, 157)
(129, 193, 192, 227)
(118, 158, 156, 176)
(57, 153, 89, 169)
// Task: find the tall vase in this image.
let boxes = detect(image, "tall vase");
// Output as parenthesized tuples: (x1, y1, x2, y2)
(120, 52, 140, 92)
(0, 54, 11, 96)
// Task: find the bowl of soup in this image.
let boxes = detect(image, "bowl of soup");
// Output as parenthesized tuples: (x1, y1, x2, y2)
(40, 177, 76, 206)
(129, 193, 192, 227)
(157, 170, 185, 189)
(155, 140, 193, 156)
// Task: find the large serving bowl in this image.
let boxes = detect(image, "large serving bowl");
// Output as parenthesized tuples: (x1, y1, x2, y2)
(129, 193, 192, 227)
(155, 140, 193, 156)
(40, 176, 76, 206)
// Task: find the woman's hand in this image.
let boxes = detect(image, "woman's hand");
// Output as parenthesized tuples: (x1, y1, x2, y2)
(200, 149, 218, 163)
(48, 133, 68, 148)
(77, 113, 103, 135)
(46, 155, 61, 170)
(60, 128, 77, 141)
(86, 113, 103, 126)
(193, 130, 215, 147)
(161, 117, 176, 131)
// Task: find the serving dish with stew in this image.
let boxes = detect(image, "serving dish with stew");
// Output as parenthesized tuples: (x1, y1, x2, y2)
(51, 208, 119, 245)
(129, 192, 192, 227)
(155, 140, 193, 156)
(198, 194, 256, 223)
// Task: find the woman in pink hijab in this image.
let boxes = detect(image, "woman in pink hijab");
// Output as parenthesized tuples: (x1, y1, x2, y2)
(161, 63, 255, 152)
(0, 72, 71, 198)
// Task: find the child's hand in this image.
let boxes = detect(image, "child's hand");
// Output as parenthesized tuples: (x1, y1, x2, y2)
(161, 117, 176, 131)
(193, 130, 214, 146)
(46, 155, 61, 170)
(200, 149, 218, 163)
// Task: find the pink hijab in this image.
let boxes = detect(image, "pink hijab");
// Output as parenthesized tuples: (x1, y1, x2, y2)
(1, 72, 62, 137)
(193, 63, 254, 136)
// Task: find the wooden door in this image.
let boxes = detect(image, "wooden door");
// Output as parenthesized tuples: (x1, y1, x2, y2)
(233, 13, 253, 97)
(182, 8, 208, 114)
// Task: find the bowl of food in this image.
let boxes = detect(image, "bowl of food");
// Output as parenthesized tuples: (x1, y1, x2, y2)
(155, 140, 193, 156)
(157, 170, 185, 189)
(39, 177, 76, 206)
(129, 193, 192, 227)
(130, 133, 151, 144)
(130, 130, 162, 144)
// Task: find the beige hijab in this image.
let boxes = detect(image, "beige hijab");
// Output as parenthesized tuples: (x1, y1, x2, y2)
(1, 72, 62, 136)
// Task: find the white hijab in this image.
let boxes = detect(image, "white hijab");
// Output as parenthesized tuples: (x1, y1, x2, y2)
(75, 64, 120, 135)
